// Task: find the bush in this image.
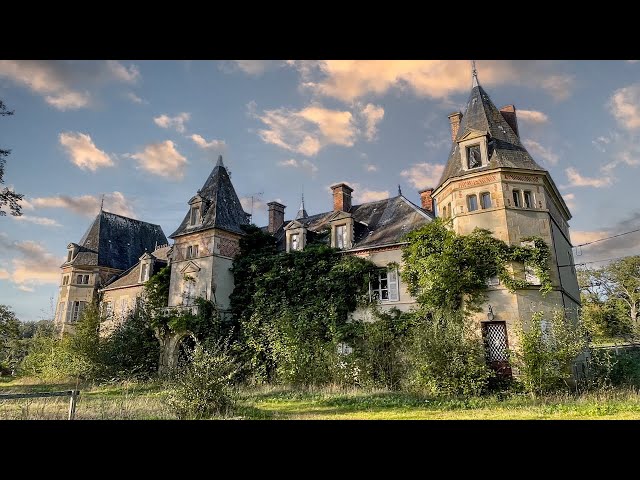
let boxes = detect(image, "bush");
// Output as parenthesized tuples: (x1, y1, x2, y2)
(167, 338, 240, 419)
(587, 347, 640, 390)
(511, 310, 589, 396)
(406, 311, 493, 397)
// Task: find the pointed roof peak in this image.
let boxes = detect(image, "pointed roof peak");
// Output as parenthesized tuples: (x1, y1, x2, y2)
(296, 193, 308, 220)
(471, 60, 479, 88)
(216, 154, 224, 168)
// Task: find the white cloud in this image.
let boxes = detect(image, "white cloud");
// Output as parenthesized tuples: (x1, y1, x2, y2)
(0, 60, 140, 110)
(30, 191, 136, 218)
(288, 60, 573, 103)
(153, 113, 190, 133)
(0, 268, 9, 280)
(277, 158, 318, 175)
(358, 103, 385, 141)
(128, 141, 188, 179)
(14, 215, 62, 227)
(126, 92, 147, 104)
(523, 139, 559, 166)
(228, 60, 275, 75)
(190, 134, 227, 151)
(400, 163, 445, 190)
(59, 132, 114, 171)
(365, 164, 378, 172)
(601, 151, 640, 174)
(562, 192, 576, 211)
(564, 167, 613, 188)
(0, 237, 62, 290)
(609, 84, 640, 130)
(517, 109, 549, 124)
(358, 189, 389, 203)
(240, 196, 266, 214)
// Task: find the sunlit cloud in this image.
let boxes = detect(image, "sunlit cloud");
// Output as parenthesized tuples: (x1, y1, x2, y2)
(128, 140, 188, 179)
(153, 112, 190, 133)
(518, 109, 549, 124)
(400, 163, 445, 190)
(277, 158, 318, 175)
(564, 167, 612, 188)
(59, 132, 114, 171)
(190, 134, 227, 152)
(523, 139, 559, 166)
(14, 215, 62, 227)
(30, 191, 136, 218)
(0, 236, 62, 290)
(609, 83, 640, 130)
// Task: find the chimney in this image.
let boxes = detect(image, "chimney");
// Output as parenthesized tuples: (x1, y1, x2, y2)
(267, 201, 286, 234)
(448, 112, 463, 141)
(331, 183, 354, 212)
(419, 188, 434, 212)
(499, 105, 519, 137)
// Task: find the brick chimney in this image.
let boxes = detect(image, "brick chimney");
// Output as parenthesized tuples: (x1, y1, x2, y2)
(267, 201, 286, 234)
(419, 188, 434, 212)
(448, 112, 463, 141)
(331, 183, 353, 212)
(499, 105, 519, 137)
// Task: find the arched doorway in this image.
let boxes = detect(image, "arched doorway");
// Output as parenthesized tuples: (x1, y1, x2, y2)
(176, 334, 197, 368)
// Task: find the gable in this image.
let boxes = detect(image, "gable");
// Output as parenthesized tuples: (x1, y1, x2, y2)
(180, 261, 201, 274)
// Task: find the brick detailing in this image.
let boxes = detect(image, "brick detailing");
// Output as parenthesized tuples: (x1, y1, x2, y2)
(331, 183, 354, 212)
(499, 105, 519, 137)
(419, 188, 434, 212)
(448, 112, 463, 141)
(267, 202, 286, 233)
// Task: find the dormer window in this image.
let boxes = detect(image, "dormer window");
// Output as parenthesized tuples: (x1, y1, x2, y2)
(67, 250, 73, 262)
(291, 234, 299, 251)
(335, 224, 347, 249)
(190, 206, 200, 225)
(140, 263, 149, 282)
(467, 145, 482, 169)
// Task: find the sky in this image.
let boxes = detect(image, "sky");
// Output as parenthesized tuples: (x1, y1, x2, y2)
(1, 60, 640, 322)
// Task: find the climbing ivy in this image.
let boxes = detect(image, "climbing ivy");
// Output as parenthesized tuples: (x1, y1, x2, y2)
(401, 218, 552, 315)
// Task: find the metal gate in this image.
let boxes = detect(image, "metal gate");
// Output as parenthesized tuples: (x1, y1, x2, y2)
(482, 321, 512, 378)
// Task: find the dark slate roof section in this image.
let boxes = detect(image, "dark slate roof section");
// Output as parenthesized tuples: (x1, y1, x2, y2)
(262, 195, 432, 251)
(101, 256, 168, 290)
(437, 83, 546, 188)
(170, 158, 250, 238)
(66, 211, 168, 271)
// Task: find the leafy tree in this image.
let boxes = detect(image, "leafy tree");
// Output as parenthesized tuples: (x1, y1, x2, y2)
(0, 305, 21, 375)
(0, 100, 23, 217)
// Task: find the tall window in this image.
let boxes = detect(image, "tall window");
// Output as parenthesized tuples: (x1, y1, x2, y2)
(512, 190, 521, 207)
(190, 206, 200, 225)
(141, 264, 149, 282)
(480, 192, 492, 209)
(467, 194, 478, 212)
(76, 274, 89, 285)
(62, 276, 69, 286)
(370, 268, 399, 302)
(71, 301, 85, 322)
(523, 191, 533, 208)
(67, 250, 73, 262)
(447, 202, 452, 218)
(291, 234, 299, 251)
(336, 225, 347, 249)
(466, 145, 482, 169)
(186, 245, 199, 259)
(184, 280, 195, 305)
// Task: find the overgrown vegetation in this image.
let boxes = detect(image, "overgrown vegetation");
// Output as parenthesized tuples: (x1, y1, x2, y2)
(0, 99, 23, 217)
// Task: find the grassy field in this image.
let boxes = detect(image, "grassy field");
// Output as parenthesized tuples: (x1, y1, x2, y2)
(1, 377, 640, 419)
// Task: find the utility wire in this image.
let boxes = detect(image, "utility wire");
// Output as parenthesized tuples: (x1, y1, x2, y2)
(573, 227, 640, 248)
(558, 254, 640, 268)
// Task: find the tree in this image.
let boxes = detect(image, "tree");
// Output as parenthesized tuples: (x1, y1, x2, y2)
(0, 100, 23, 217)
(0, 305, 21, 375)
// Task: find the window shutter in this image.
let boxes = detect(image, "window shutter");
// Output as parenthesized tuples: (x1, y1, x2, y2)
(388, 269, 399, 301)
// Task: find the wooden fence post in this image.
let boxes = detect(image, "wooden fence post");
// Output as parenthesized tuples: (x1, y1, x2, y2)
(67, 390, 79, 420)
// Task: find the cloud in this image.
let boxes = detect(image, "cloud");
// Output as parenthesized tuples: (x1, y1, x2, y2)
(570, 212, 640, 265)
(400, 163, 445, 190)
(523, 139, 559, 166)
(358, 189, 389, 203)
(59, 132, 114, 171)
(564, 167, 613, 188)
(240, 196, 266, 214)
(288, 60, 574, 103)
(424, 136, 451, 150)
(0, 60, 140, 110)
(0, 237, 62, 290)
(601, 151, 640, 174)
(0, 268, 9, 280)
(609, 84, 640, 130)
(251, 102, 387, 156)
(562, 193, 576, 211)
(365, 164, 378, 172)
(190, 134, 227, 152)
(126, 92, 147, 104)
(517, 109, 549, 124)
(30, 191, 136, 218)
(277, 158, 318, 175)
(358, 103, 385, 141)
(592, 134, 614, 153)
(153, 113, 190, 133)
(224, 60, 277, 76)
(128, 141, 188, 179)
(14, 215, 62, 227)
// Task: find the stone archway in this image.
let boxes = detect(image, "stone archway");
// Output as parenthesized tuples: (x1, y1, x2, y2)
(158, 331, 197, 374)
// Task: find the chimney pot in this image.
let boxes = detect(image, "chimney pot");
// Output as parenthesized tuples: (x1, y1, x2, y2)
(499, 105, 519, 138)
(448, 112, 463, 141)
(330, 183, 354, 212)
(267, 201, 286, 234)
(419, 188, 434, 212)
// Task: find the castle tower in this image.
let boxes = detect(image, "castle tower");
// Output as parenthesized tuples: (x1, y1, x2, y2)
(167, 155, 250, 313)
(431, 66, 580, 368)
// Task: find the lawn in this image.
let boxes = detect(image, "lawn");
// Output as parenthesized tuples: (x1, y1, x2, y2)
(1, 377, 640, 419)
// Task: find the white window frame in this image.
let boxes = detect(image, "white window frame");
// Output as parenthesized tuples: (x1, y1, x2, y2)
(71, 301, 85, 323)
(480, 192, 492, 209)
(140, 263, 149, 282)
(459, 136, 489, 172)
(370, 268, 399, 303)
(512, 189, 521, 207)
(523, 190, 533, 209)
(62, 275, 69, 286)
(76, 274, 89, 285)
(467, 194, 478, 212)
(335, 224, 347, 249)
(186, 245, 199, 259)
(190, 206, 200, 226)
(67, 250, 73, 262)
(291, 233, 299, 251)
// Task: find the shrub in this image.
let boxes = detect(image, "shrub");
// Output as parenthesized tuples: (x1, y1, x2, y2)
(167, 338, 240, 419)
(406, 310, 493, 397)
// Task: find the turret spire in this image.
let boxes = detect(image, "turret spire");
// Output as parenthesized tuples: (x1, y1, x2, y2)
(472, 60, 479, 87)
(216, 154, 224, 167)
(296, 192, 308, 219)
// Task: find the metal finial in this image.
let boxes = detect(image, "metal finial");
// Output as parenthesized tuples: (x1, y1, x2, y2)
(398, 184, 402, 196)
(472, 60, 479, 87)
(216, 154, 223, 167)
(100, 194, 104, 212)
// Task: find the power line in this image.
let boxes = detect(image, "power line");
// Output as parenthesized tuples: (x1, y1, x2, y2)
(558, 254, 640, 268)
(573, 227, 640, 248)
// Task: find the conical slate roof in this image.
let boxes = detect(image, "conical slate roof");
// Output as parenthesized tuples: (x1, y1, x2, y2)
(170, 156, 250, 238)
(437, 82, 546, 188)
(67, 211, 168, 270)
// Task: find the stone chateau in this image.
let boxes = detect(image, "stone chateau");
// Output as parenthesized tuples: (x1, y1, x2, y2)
(53, 71, 580, 371)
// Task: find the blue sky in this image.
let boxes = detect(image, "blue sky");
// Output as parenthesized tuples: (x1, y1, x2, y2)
(1, 60, 639, 322)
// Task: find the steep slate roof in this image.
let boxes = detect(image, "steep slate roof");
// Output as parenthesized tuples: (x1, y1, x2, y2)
(438, 81, 546, 188)
(264, 194, 433, 251)
(101, 246, 169, 290)
(66, 211, 168, 270)
(170, 156, 250, 238)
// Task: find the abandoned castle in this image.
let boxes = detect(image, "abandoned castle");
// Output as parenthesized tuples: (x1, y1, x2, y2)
(52, 72, 580, 370)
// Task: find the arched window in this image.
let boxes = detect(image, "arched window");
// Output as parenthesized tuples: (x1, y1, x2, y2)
(480, 192, 492, 209)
